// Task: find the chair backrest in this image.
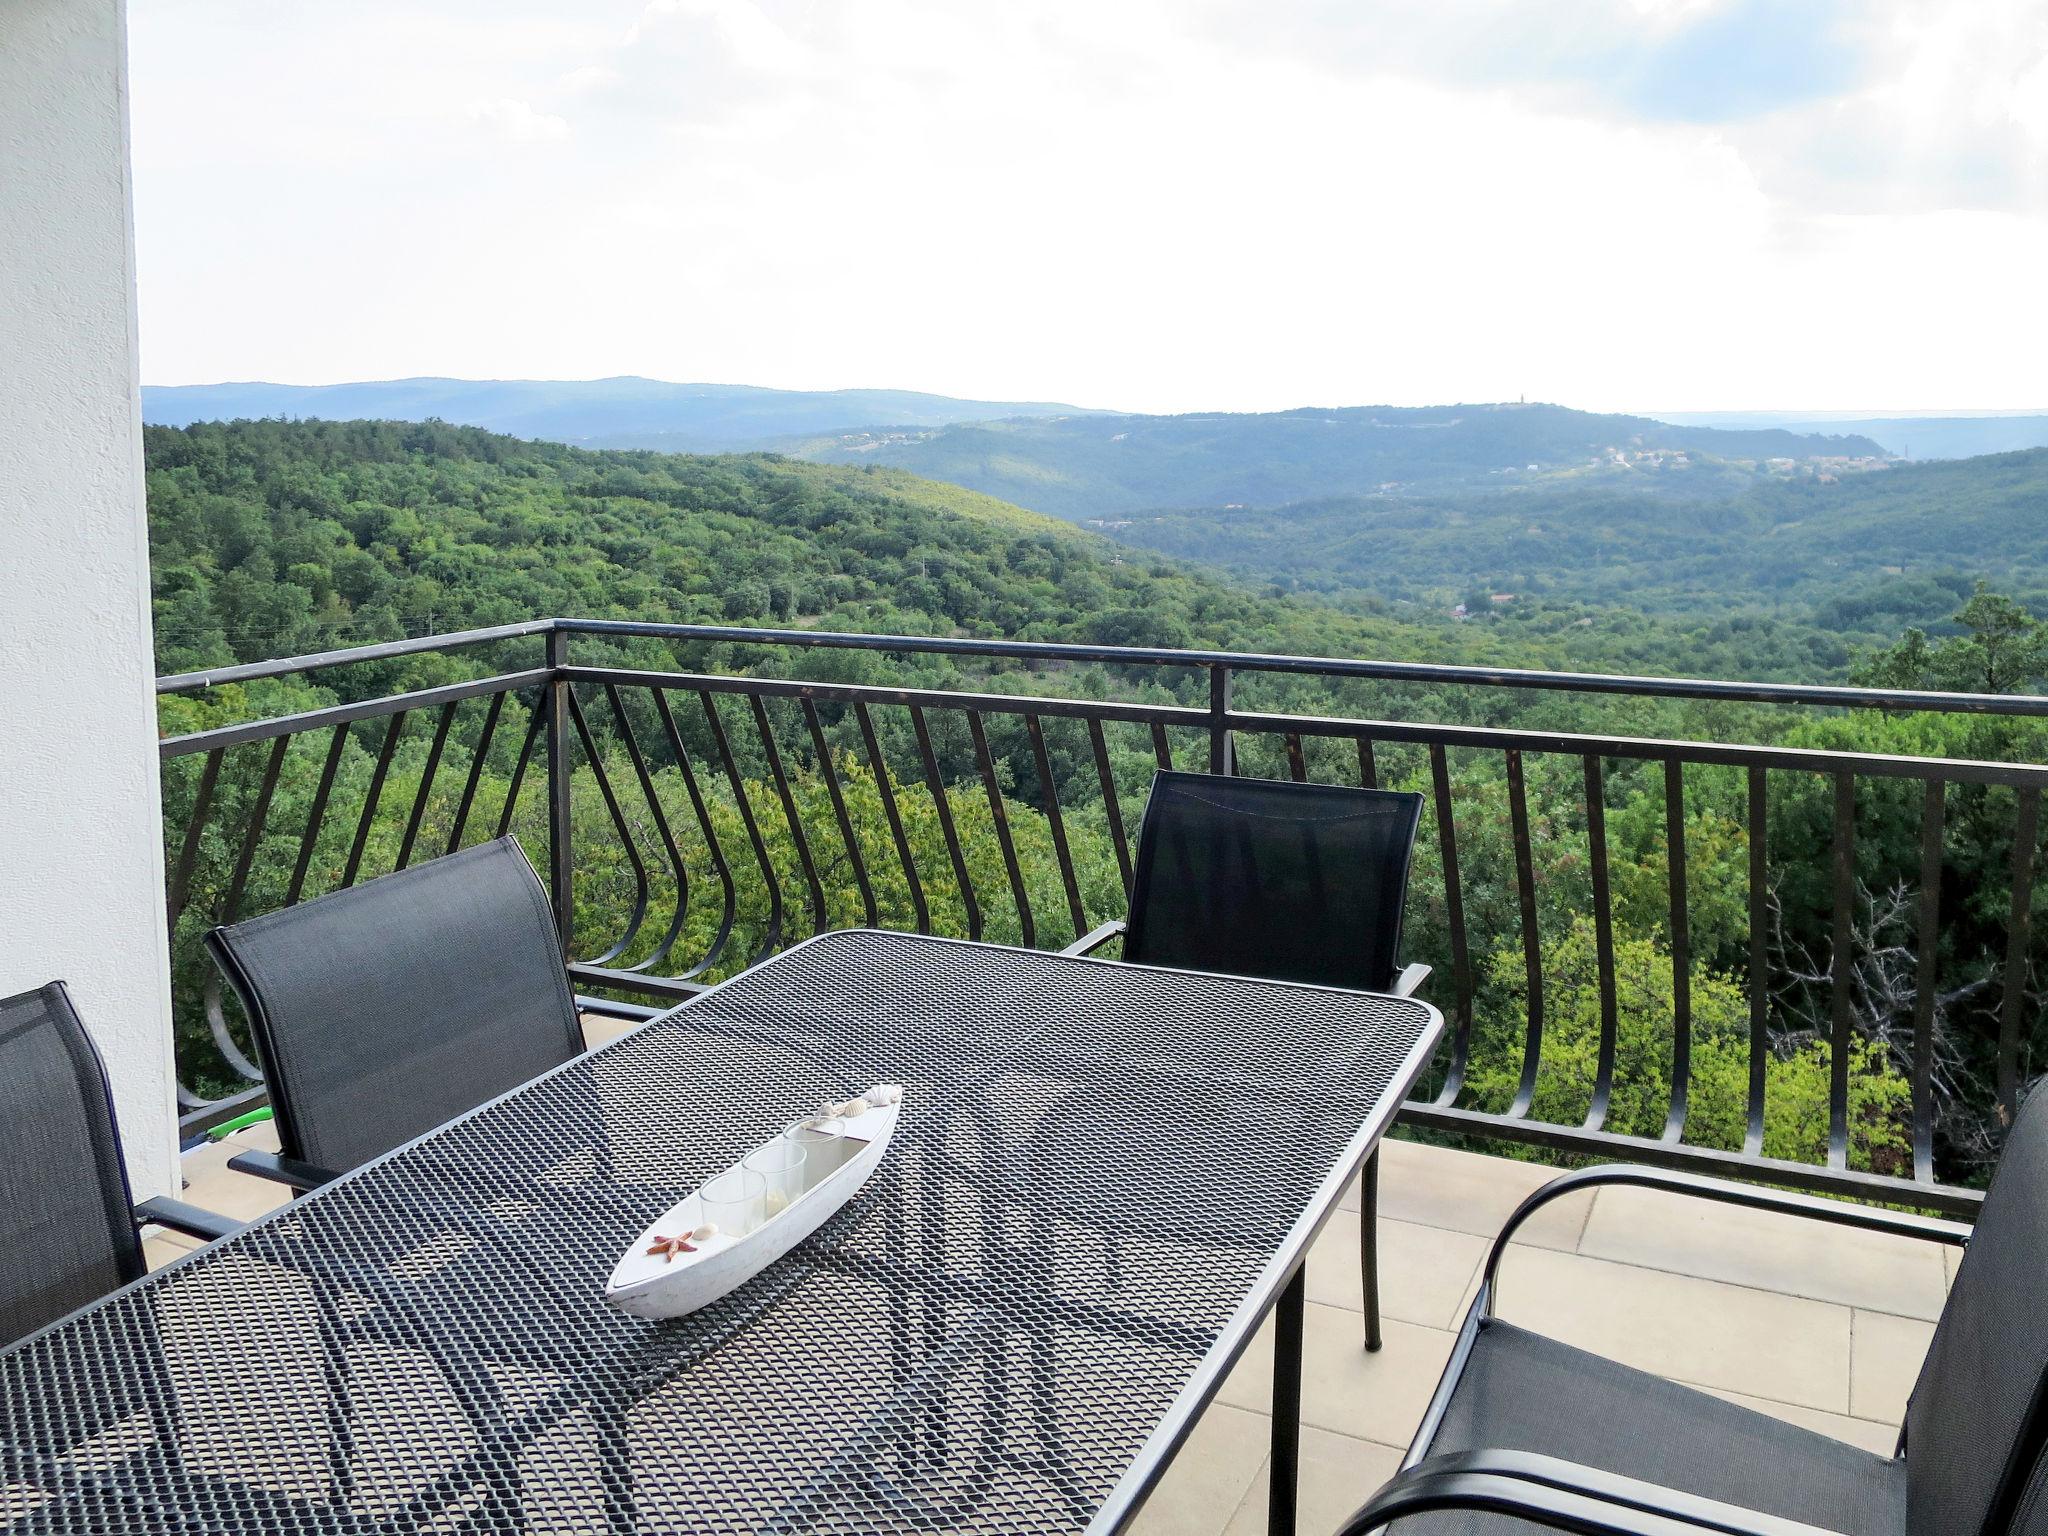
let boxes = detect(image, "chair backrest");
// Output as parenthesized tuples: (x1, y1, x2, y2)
(1906, 1082, 2048, 1535)
(0, 983, 145, 1349)
(207, 836, 583, 1174)
(1122, 770, 1425, 992)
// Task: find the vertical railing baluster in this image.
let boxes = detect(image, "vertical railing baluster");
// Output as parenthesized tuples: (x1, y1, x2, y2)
(221, 736, 290, 920)
(751, 695, 829, 938)
(1150, 723, 1172, 771)
(701, 691, 784, 964)
(1912, 779, 1944, 1183)
(803, 698, 877, 929)
(545, 627, 575, 954)
(446, 691, 505, 855)
(1583, 755, 1620, 1133)
(395, 701, 458, 870)
(1356, 738, 1378, 790)
(563, 693, 652, 965)
(1284, 734, 1307, 783)
(598, 688, 692, 974)
(1505, 750, 1543, 1118)
(289, 725, 351, 905)
(1026, 714, 1087, 943)
(652, 688, 737, 977)
(1208, 664, 1233, 775)
(493, 691, 547, 840)
(166, 747, 225, 930)
(1743, 766, 1769, 1157)
(911, 705, 981, 941)
(604, 682, 691, 970)
(1826, 772, 1855, 1168)
(856, 702, 928, 935)
(1663, 759, 1692, 1144)
(967, 711, 1033, 948)
(1999, 786, 2040, 1130)
(340, 712, 407, 888)
(202, 735, 291, 1087)
(1087, 719, 1133, 899)
(1429, 743, 1474, 1106)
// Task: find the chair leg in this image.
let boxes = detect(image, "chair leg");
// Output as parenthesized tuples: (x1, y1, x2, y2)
(1360, 1148, 1382, 1352)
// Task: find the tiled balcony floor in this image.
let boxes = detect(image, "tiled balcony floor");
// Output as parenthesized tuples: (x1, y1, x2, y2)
(154, 1017, 1939, 1536)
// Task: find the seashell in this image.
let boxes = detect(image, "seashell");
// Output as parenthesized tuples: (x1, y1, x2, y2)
(691, 1221, 718, 1241)
(839, 1097, 871, 1118)
(867, 1084, 902, 1106)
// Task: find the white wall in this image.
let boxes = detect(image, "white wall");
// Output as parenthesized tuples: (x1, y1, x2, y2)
(1, 0, 177, 1196)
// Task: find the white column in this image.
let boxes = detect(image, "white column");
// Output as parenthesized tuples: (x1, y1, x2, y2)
(0, 0, 177, 1196)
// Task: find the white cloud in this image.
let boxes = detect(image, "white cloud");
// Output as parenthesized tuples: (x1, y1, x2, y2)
(127, 0, 2048, 412)
(467, 98, 571, 143)
(561, 63, 622, 93)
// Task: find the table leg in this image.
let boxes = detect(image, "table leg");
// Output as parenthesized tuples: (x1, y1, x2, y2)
(1362, 1149, 1383, 1353)
(1268, 1264, 1305, 1536)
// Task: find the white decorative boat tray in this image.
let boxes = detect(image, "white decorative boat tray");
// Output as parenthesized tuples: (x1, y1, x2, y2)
(604, 1084, 904, 1320)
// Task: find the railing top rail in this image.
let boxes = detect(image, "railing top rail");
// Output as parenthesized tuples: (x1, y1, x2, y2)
(155, 614, 2048, 721)
(154, 619, 554, 696)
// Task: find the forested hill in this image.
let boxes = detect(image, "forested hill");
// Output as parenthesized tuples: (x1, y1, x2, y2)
(1101, 447, 2048, 629)
(788, 402, 1886, 520)
(145, 418, 1868, 692)
(143, 418, 1461, 680)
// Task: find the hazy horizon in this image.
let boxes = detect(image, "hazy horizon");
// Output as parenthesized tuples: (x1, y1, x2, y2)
(136, 373, 2048, 424)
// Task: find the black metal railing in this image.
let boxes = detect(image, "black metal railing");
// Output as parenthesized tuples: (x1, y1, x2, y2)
(157, 618, 2048, 1215)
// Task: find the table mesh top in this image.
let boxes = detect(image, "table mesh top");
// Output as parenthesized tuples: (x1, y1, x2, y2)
(0, 932, 1437, 1535)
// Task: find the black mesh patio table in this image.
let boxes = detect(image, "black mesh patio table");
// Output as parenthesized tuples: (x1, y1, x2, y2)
(0, 931, 1440, 1536)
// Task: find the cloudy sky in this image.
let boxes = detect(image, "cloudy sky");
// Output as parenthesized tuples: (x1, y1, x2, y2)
(129, 0, 2048, 414)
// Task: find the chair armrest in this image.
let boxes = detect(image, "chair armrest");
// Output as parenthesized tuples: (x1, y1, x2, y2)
(1337, 1450, 1852, 1536)
(227, 1147, 343, 1193)
(1481, 1165, 1971, 1311)
(1061, 919, 1126, 957)
(133, 1196, 242, 1245)
(1391, 962, 1431, 997)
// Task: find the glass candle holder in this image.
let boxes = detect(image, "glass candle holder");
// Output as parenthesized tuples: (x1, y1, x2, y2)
(784, 1116, 847, 1194)
(743, 1140, 806, 1219)
(698, 1167, 766, 1237)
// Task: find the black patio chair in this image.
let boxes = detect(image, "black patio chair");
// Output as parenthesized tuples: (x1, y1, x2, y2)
(206, 835, 586, 1190)
(1335, 1086, 2048, 1536)
(0, 981, 238, 1350)
(1064, 769, 1428, 1349)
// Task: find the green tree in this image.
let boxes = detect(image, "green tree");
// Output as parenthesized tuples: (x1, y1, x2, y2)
(1852, 582, 2048, 695)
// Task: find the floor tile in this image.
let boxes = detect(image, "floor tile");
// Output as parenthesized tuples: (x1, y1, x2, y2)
(1307, 1211, 1489, 1330)
(1222, 1428, 1402, 1536)
(177, 1136, 293, 1224)
(143, 1236, 196, 1272)
(1488, 1244, 1854, 1412)
(1850, 1310, 1934, 1423)
(1216, 1303, 1456, 1447)
(1579, 1186, 1947, 1319)
(1353, 1138, 1593, 1252)
(580, 1010, 641, 1048)
(1128, 1403, 1271, 1536)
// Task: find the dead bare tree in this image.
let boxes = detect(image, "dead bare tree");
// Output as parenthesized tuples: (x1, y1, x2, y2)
(1768, 878, 2006, 1174)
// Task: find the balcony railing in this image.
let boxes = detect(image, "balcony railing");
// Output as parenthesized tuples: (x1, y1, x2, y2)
(157, 619, 2048, 1217)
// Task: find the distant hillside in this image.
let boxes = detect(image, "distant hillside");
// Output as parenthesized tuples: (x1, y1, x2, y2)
(1655, 411, 2048, 463)
(1101, 448, 2048, 626)
(141, 377, 1097, 452)
(143, 416, 1434, 679)
(789, 403, 1887, 520)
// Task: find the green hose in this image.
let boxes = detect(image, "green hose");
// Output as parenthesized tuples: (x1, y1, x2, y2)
(207, 1107, 274, 1140)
